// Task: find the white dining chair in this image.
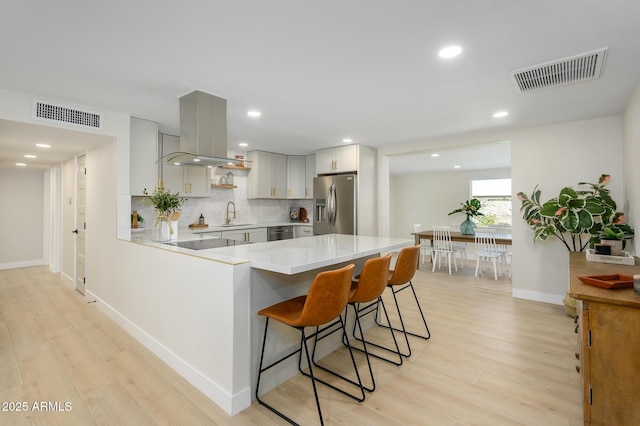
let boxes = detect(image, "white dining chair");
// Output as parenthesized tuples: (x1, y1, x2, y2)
(488, 225, 511, 278)
(448, 223, 468, 267)
(474, 228, 503, 280)
(431, 226, 458, 274)
(413, 224, 433, 264)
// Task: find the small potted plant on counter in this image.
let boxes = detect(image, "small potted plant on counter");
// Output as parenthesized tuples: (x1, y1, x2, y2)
(143, 187, 186, 241)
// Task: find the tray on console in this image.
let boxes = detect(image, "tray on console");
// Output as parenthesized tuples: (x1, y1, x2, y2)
(577, 274, 634, 289)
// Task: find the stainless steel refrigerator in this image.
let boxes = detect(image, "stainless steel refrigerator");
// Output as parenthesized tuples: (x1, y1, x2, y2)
(313, 174, 357, 235)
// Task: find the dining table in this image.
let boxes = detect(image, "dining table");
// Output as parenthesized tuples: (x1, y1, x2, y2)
(411, 230, 513, 268)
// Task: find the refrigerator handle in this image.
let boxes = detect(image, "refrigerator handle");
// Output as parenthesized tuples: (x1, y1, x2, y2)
(328, 184, 336, 226)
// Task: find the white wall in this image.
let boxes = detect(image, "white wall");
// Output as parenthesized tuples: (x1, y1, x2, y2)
(511, 116, 623, 302)
(380, 115, 623, 304)
(623, 83, 640, 255)
(61, 157, 76, 284)
(390, 168, 510, 238)
(0, 168, 45, 268)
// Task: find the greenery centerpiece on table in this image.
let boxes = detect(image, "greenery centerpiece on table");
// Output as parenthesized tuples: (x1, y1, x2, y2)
(448, 198, 485, 235)
(143, 187, 186, 241)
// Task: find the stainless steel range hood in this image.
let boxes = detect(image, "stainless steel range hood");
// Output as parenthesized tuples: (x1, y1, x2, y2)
(164, 90, 241, 167)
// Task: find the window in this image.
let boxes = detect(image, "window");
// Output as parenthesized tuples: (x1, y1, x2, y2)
(471, 178, 512, 226)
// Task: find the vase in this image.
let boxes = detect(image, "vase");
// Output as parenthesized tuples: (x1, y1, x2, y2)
(600, 238, 624, 256)
(170, 220, 179, 241)
(460, 215, 476, 235)
(152, 212, 171, 242)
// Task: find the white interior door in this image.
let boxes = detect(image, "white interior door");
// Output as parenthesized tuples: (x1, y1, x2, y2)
(75, 154, 86, 295)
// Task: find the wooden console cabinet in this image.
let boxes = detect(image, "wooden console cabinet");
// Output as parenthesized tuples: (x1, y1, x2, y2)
(568, 252, 640, 425)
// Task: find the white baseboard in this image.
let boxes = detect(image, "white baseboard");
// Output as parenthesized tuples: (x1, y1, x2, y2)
(512, 288, 564, 305)
(60, 272, 74, 289)
(85, 290, 251, 415)
(0, 259, 46, 270)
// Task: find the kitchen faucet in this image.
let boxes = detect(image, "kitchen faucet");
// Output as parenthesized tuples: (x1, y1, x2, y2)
(226, 201, 236, 225)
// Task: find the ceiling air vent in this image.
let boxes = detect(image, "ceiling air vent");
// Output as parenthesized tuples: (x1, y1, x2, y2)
(33, 99, 103, 129)
(510, 48, 607, 93)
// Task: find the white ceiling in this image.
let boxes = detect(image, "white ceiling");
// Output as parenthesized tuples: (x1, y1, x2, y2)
(1, 1, 639, 174)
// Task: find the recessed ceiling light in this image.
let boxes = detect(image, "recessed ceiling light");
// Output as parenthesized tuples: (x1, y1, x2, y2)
(16, 163, 27, 166)
(493, 111, 509, 118)
(247, 111, 261, 117)
(173, 162, 181, 166)
(454, 165, 461, 169)
(24, 154, 37, 158)
(438, 45, 462, 59)
(193, 158, 200, 162)
(239, 142, 248, 147)
(431, 153, 440, 157)
(342, 138, 353, 143)
(36, 143, 51, 148)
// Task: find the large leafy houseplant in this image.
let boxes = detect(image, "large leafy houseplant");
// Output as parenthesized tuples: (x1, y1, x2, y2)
(517, 174, 634, 252)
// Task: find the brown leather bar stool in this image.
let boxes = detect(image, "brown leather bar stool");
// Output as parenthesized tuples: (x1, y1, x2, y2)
(363, 245, 430, 358)
(311, 253, 399, 392)
(255, 263, 363, 426)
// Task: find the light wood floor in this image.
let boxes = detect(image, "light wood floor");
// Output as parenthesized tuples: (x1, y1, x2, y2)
(0, 264, 582, 425)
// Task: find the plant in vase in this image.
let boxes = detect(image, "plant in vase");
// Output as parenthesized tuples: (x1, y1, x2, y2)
(448, 198, 484, 235)
(143, 187, 186, 241)
(517, 174, 634, 316)
(517, 174, 633, 252)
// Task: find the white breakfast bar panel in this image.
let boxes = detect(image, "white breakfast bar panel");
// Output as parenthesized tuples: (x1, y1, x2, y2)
(215, 234, 414, 399)
(126, 233, 411, 414)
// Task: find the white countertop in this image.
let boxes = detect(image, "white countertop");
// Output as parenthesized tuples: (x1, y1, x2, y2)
(211, 234, 412, 274)
(131, 232, 412, 275)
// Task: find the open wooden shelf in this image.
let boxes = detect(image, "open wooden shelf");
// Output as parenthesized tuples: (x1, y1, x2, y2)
(219, 165, 251, 171)
(211, 184, 238, 189)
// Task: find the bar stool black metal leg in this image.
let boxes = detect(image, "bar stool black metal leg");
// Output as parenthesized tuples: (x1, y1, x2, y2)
(376, 281, 431, 340)
(303, 316, 366, 402)
(351, 297, 406, 363)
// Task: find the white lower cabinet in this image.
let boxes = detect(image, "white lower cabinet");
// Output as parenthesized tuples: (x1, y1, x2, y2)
(294, 226, 313, 238)
(222, 228, 267, 243)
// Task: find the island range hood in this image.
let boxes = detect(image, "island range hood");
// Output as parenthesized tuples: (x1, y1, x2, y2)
(164, 90, 242, 167)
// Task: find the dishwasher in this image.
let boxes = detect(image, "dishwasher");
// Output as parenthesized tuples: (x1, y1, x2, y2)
(267, 226, 293, 241)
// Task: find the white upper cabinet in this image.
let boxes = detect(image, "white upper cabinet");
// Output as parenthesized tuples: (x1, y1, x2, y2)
(315, 144, 357, 174)
(305, 154, 315, 199)
(247, 151, 287, 199)
(287, 155, 306, 199)
(130, 117, 159, 196)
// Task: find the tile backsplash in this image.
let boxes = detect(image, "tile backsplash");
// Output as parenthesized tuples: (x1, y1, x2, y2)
(131, 169, 312, 228)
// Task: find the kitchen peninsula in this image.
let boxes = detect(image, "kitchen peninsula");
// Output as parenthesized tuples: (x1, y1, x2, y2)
(117, 232, 412, 415)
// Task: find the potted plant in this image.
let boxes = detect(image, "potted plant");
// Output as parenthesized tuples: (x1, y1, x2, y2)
(143, 187, 186, 241)
(517, 174, 633, 252)
(594, 217, 634, 255)
(517, 174, 634, 316)
(448, 198, 485, 234)
(131, 212, 144, 229)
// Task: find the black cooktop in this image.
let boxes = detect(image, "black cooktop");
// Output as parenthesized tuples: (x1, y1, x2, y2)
(165, 238, 249, 250)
